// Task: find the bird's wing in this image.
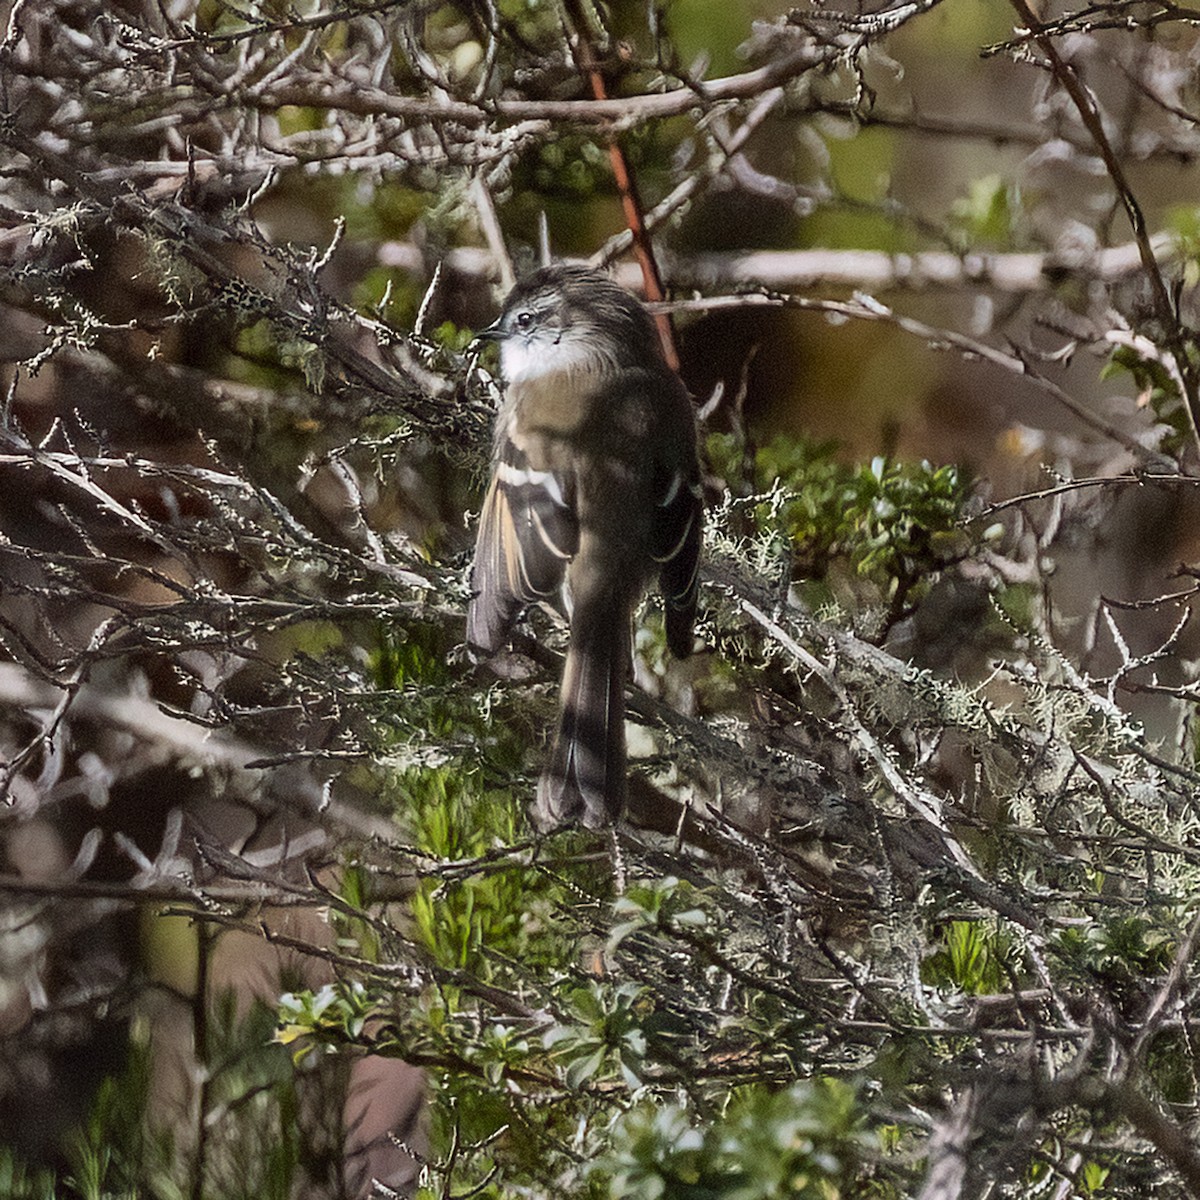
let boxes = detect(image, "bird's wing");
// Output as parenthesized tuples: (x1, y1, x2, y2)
(466, 438, 578, 658)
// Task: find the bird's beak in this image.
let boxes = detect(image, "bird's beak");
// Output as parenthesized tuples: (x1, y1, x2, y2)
(472, 320, 503, 346)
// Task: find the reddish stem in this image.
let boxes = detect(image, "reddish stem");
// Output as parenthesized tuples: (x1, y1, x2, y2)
(562, 0, 680, 371)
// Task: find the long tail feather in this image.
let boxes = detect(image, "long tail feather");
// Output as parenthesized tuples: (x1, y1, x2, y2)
(533, 597, 628, 829)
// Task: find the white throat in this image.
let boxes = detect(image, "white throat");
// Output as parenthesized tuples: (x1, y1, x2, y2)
(500, 333, 617, 385)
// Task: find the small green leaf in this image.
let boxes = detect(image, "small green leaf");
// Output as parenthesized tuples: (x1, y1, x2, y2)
(564, 1045, 606, 1089)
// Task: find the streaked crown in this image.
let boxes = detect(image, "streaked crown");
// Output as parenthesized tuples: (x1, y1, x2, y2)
(486, 265, 661, 382)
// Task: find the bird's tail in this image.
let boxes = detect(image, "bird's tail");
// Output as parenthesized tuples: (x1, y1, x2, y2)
(533, 594, 628, 830)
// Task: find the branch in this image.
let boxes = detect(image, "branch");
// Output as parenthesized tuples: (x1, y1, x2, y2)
(256, 44, 826, 129)
(375, 240, 1175, 297)
(660, 291, 1161, 461)
(1007, 0, 1200, 456)
(0, 661, 394, 841)
(592, 87, 787, 271)
(735, 595, 986, 881)
(1108, 1078, 1200, 1197)
(559, 0, 678, 368)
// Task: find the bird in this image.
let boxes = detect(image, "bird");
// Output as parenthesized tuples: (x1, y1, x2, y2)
(466, 264, 703, 829)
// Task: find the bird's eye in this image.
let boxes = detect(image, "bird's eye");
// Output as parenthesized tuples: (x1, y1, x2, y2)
(514, 311, 534, 331)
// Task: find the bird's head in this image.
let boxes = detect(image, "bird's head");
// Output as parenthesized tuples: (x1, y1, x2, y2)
(475, 265, 660, 384)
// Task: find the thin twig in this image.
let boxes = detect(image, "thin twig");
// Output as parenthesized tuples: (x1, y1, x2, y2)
(1008, 0, 1200, 456)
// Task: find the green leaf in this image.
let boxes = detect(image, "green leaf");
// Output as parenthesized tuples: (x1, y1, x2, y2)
(564, 1045, 607, 1089)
